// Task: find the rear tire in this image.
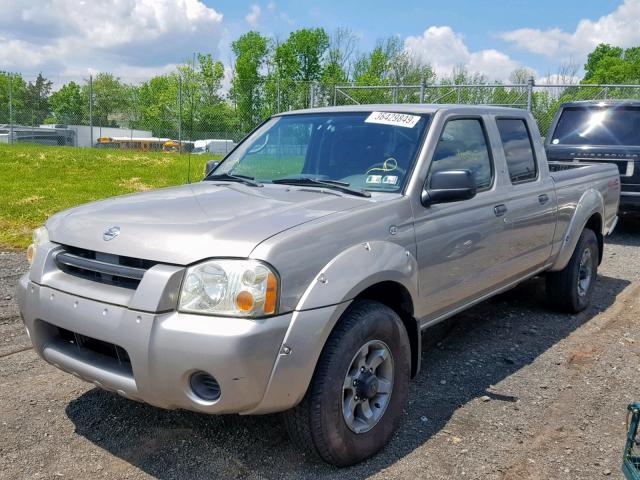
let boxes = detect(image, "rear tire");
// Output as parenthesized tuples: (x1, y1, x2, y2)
(283, 300, 411, 466)
(546, 228, 599, 313)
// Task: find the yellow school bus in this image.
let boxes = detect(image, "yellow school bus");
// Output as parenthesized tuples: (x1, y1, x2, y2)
(95, 137, 168, 151)
(162, 140, 194, 153)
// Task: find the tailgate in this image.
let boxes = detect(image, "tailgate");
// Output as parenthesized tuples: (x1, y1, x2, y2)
(546, 146, 639, 192)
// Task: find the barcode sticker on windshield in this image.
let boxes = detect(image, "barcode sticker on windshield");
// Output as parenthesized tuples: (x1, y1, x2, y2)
(365, 111, 421, 128)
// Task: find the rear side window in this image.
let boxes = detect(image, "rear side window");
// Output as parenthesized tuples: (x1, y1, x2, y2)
(497, 119, 537, 183)
(430, 118, 493, 190)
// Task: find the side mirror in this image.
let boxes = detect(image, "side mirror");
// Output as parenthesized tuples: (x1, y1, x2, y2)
(421, 169, 476, 207)
(204, 160, 220, 176)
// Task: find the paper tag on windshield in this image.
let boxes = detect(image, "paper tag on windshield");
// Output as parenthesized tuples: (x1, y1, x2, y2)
(383, 175, 398, 185)
(365, 111, 421, 128)
(366, 175, 383, 184)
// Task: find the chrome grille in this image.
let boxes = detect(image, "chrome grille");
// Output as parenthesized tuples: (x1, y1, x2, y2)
(55, 245, 157, 289)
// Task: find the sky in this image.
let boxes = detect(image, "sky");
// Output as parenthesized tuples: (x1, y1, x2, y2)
(0, 0, 638, 86)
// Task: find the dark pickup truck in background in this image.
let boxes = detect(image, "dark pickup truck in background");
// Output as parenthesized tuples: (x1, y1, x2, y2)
(545, 100, 640, 215)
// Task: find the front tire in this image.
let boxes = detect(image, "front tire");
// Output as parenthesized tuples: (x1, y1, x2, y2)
(546, 228, 599, 313)
(283, 300, 411, 466)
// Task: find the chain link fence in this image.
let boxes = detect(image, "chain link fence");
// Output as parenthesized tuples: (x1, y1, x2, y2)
(0, 74, 321, 153)
(4, 74, 640, 151)
(334, 80, 640, 136)
(334, 84, 530, 109)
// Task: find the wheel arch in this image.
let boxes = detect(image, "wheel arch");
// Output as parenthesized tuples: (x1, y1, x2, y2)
(354, 281, 421, 378)
(294, 240, 421, 380)
(245, 241, 420, 414)
(550, 188, 605, 271)
(584, 212, 604, 264)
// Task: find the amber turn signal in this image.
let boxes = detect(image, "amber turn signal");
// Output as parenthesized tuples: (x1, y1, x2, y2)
(235, 291, 255, 311)
(264, 272, 278, 314)
(26, 244, 35, 265)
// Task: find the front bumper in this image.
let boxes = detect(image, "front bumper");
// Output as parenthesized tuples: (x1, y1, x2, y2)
(17, 273, 293, 414)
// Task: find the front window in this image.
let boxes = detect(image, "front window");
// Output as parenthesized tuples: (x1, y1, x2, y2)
(429, 118, 493, 190)
(550, 106, 640, 146)
(212, 112, 430, 192)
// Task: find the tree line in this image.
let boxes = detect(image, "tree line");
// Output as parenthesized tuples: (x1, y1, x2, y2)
(0, 53, 234, 140)
(1, 28, 639, 139)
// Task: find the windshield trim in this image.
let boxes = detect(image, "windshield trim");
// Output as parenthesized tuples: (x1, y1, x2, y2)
(401, 112, 432, 196)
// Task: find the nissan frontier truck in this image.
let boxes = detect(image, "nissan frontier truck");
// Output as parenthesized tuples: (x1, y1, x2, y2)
(17, 105, 620, 466)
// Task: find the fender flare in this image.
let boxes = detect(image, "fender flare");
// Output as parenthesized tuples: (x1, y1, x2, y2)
(244, 241, 419, 414)
(550, 188, 604, 272)
(295, 240, 419, 312)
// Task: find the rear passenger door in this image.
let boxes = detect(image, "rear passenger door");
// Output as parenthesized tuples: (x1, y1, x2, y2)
(496, 117, 556, 274)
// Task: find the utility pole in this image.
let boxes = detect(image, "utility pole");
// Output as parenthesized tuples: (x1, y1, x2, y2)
(309, 82, 315, 108)
(178, 76, 183, 153)
(89, 75, 93, 147)
(190, 52, 195, 148)
(527, 76, 534, 112)
(277, 73, 281, 112)
(8, 74, 13, 145)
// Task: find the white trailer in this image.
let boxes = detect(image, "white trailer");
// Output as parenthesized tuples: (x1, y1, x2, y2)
(192, 139, 237, 155)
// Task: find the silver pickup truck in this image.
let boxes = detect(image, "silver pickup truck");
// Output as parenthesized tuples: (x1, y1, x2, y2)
(17, 105, 620, 466)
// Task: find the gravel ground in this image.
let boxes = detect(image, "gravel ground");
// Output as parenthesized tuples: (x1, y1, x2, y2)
(1, 219, 639, 480)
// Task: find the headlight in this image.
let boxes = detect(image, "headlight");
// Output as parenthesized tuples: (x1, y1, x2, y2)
(178, 259, 279, 317)
(26, 226, 49, 265)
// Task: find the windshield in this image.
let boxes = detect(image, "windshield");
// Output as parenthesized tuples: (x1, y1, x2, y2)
(211, 111, 430, 192)
(550, 106, 640, 146)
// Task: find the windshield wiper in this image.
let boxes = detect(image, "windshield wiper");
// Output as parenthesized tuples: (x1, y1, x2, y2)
(206, 173, 262, 187)
(272, 177, 370, 198)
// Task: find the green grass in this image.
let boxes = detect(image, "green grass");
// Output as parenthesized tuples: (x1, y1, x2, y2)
(0, 143, 219, 249)
(232, 154, 304, 179)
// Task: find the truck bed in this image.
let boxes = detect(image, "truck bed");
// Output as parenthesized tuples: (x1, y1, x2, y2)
(549, 160, 620, 184)
(549, 160, 620, 236)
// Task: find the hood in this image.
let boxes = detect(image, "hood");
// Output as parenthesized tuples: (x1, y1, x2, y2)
(47, 182, 368, 264)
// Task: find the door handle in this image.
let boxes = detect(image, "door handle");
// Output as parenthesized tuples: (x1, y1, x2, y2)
(538, 194, 550, 205)
(494, 204, 508, 217)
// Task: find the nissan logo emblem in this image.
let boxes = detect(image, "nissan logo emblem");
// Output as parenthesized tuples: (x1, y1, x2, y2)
(103, 226, 120, 241)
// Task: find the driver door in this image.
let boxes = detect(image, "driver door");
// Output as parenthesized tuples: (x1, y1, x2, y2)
(412, 116, 512, 321)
